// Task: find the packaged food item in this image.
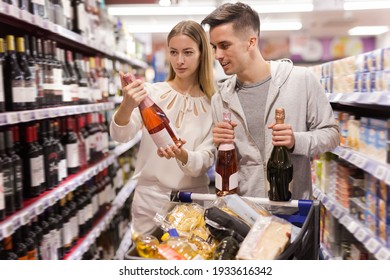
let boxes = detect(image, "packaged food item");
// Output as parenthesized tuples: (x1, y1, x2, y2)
(236, 215, 292, 260)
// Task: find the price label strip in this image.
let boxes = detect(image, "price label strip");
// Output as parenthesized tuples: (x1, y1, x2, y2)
(375, 247, 390, 260)
(373, 165, 387, 181)
(365, 238, 381, 254)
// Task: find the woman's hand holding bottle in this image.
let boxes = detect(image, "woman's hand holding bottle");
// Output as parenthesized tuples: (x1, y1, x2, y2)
(157, 139, 188, 165)
(120, 72, 148, 111)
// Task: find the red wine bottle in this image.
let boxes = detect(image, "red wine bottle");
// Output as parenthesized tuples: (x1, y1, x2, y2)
(214, 111, 239, 196)
(5, 129, 24, 211)
(122, 73, 183, 148)
(267, 108, 293, 201)
(0, 38, 5, 112)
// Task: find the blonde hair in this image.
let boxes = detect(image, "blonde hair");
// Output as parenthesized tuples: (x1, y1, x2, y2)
(166, 20, 215, 100)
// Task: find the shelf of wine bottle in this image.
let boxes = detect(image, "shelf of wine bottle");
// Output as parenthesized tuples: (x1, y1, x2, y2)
(0, 2, 148, 69)
(313, 186, 390, 260)
(114, 223, 133, 260)
(0, 102, 114, 127)
(0, 140, 139, 241)
(64, 179, 137, 260)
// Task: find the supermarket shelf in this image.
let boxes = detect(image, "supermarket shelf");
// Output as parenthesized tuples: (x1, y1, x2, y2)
(65, 179, 137, 260)
(313, 186, 390, 260)
(114, 223, 133, 260)
(0, 102, 114, 127)
(112, 131, 142, 157)
(0, 2, 148, 68)
(328, 92, 390, 106)
(320, 243, 337, 260)
(0, 142, 140, 241)
(332, 146, 390, 185)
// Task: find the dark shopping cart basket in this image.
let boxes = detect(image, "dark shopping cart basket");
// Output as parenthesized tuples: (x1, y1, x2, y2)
(125, 191, 320, 260)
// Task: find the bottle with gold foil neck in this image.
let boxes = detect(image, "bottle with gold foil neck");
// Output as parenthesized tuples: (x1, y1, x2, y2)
(267, 108, 293, 201)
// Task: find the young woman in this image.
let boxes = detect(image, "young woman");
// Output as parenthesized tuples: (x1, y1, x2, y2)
(110, 20, 216, 234)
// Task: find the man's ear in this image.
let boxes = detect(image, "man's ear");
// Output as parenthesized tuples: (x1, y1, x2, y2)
(248, 37, 257, 50)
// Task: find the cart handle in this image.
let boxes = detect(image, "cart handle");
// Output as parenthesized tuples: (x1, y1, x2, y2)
(170, 191, 312, 209)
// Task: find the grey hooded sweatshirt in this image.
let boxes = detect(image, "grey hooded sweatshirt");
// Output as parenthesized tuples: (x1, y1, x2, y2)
(211, 59, 339, 199)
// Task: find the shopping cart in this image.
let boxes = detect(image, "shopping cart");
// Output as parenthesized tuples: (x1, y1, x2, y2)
(125, 191, 320, 260)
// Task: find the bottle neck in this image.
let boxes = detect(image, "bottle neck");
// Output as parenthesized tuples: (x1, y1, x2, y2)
(138, 95, 153, 109)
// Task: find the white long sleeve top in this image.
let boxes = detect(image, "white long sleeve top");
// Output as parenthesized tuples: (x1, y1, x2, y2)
(110, 82, 215, 191)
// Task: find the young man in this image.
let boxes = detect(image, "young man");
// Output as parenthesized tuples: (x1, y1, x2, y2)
(202, 2, 339, 199)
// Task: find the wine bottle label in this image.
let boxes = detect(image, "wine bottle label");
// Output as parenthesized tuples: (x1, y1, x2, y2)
(2, 166, 13, 195)
(218, 143, 235, 151)
(30, 156, 43, 188)
(214, 171, 238, 191)
(0, 174, 5, 210)
(66, 142, 79, 169)
(24, 84, 37, 102)
(150, 128, 175, 148)
(62, 85, 72, 102)
(63, 221, 72, 247)
(0, 65, 4, 102)
(12, 85, 25, 103)
(40, 234, 51, 260)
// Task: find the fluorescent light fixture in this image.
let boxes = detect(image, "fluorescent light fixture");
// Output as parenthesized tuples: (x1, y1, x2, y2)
(262, 22, 303, 31)
(108, 5, 215, 16)
(252, 3, 313, 13)
(128, 24, 176, 33)
(128, 21, 302, 33)
(348, 26, 389, 36)
(344, 1, 390, 10)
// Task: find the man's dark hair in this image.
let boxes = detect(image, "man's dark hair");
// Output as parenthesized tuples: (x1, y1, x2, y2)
(201, 2, 260, 36)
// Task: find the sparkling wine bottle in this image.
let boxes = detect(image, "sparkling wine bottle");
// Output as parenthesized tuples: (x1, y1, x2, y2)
(214, 111, 239, 196)
(122, 73, 182, 148)
(267, 108, 293, 201)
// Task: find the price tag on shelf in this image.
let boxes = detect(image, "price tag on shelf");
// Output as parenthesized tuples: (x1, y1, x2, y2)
(0, 114, 6, 125)
(12, 217, 21, 231)
(365, 238, 381, 254)
(339, 148, 350, 159)
(374, 165, 387, 181)
(313, 187, 320, 198)
(35, 109, 49, 120)
(385, 172, 390, 186)
(354, 228, 369, 242)
(35, 202, 45, 215)
(91, 104, 97, 112)
(21, 211, 30, 226)
(20, 9, 32, 23)
(31, 14, 43, 28)
(20, 110, 35, 122)
(366, 92, 382, 104)
(318, 192, 325, 202)
(331, 205, 344, 219)
(340, 214, 352, 227)
(349, 153, 367, 169)
(7, 3, 19, 18)
(6, 112, 20, 124)
(48, 194, 56, 206)
(2, 221, 14, 238)
(375, 247, 390, 260)
(346, 220, 359, 234)
(66, 106, 76, 115)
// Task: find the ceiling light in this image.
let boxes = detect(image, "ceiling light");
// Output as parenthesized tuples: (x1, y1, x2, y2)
(344, 1, 390, 10)
(348, 26, 389, 36)
(159, 0, 171, 7)
(108, 5, 216, 16)
(252, 3, 313, 13)
(262, 22, 303, 31)
(127, 21, 303, 34)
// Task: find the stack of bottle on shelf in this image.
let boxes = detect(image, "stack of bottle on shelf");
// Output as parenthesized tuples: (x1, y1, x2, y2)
(311, 47, 390, 95)
(0, 112, 110, 222)
(82, 195, 133, 260)
(0, 33, 139, 113)
(313, 153, 390, 251)
(0, 145, 137, 260)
